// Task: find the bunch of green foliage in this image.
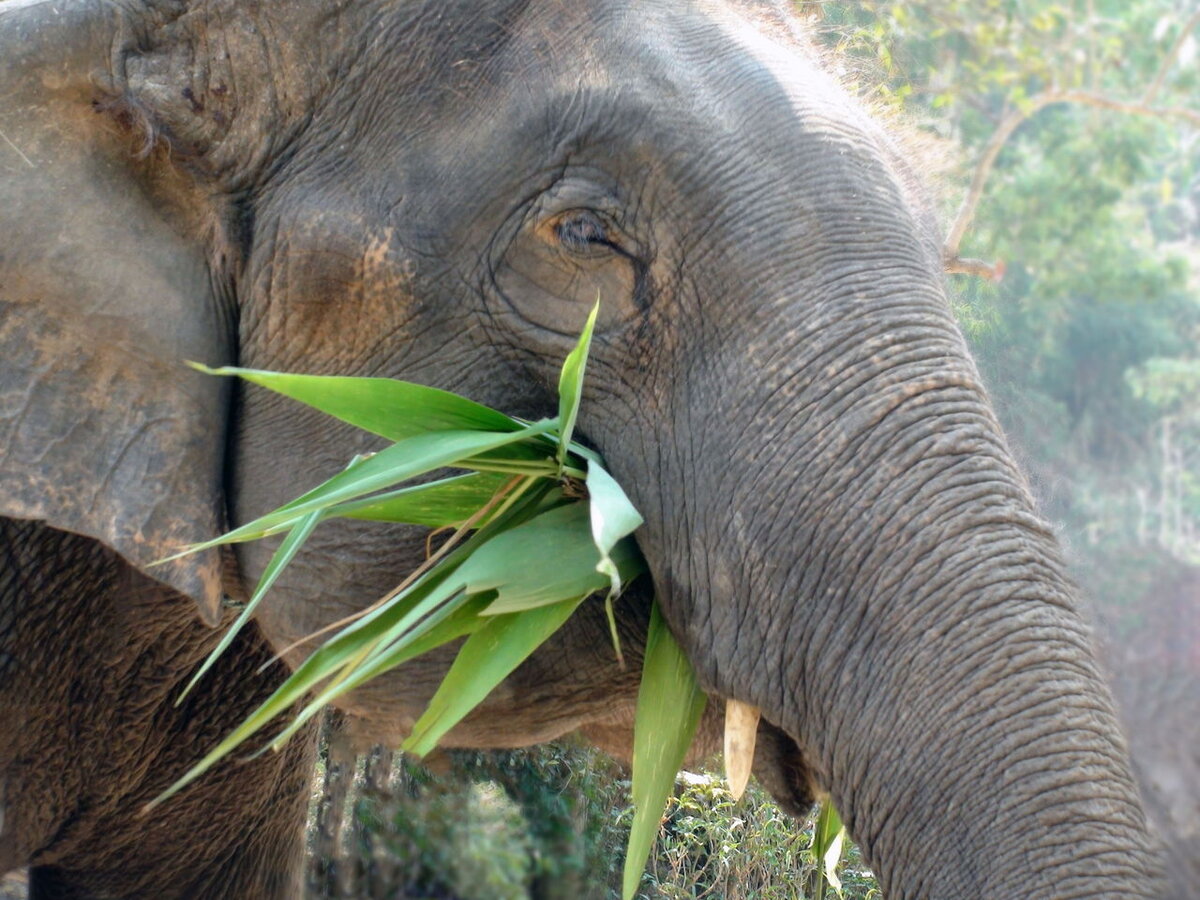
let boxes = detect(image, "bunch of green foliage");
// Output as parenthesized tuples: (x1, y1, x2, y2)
(149, 306, 652, 808)
(312, 743, 876, 900)
(645, 774, 876, 900)
(149, 304, 847, 898)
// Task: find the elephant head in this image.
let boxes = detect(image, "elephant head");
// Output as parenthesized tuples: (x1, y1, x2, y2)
(0, 0, 1167, 895)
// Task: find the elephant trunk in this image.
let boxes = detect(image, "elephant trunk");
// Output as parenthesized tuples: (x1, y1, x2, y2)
(607, 282, 1164, 896)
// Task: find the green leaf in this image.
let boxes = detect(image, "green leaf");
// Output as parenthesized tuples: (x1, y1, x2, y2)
(555, 302, 599, 469)
(161, 480, 562, 788)
(455, 502, 642, 616)
(329, 472, 511, 527)
(147, 568, 482, 811)
(157, 312, 654, 820)
(291, 594, 495, 709)
(403, 596, 585, 757)
(585, 462, 644, 595)
(319, 480, 558, 647)
(811, 801, 846, 900)
(262, 589, 495, 752)
(253, 481, 569, 752)
(623, 602, 707, 900)
(165, 422, 555, 556)
(190, 364, 524, 441)
(177, 509, 322, 704)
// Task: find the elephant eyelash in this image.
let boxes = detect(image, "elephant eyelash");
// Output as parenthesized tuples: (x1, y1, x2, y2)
(552, 209, 620, 256)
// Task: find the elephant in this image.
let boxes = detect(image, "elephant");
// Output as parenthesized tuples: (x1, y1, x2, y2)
(0, 0, 1175, 897)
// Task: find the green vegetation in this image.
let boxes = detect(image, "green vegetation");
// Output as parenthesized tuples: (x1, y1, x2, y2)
(308, 741, 876, 900)
(154, 305, 847, 897)
(150, 304, 649, 809)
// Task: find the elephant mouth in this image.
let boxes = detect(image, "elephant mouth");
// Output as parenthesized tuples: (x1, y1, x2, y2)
(742, 715, 817, 817)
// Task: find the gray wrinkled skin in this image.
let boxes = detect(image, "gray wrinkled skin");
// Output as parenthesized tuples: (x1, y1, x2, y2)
(0, 0, 1177, 896)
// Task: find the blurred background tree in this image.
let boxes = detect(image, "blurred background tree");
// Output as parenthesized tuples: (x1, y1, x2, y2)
(806, 0, 1200, 592)
(302, 3, 1199, 897)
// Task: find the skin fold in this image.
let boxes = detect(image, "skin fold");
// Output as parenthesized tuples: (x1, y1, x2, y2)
(0, 0, 1180, 896)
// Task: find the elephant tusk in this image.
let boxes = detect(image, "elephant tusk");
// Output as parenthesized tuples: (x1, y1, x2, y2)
(724, 699, 761, 801)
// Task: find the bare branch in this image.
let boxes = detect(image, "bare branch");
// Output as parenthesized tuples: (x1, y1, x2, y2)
(942, 94, 1057, 261)
(944, 256, 1005, 281)
(1144, 6, 1200, 106)
(944, 91, 1200, 267)
(1057, 89, 1200, 127)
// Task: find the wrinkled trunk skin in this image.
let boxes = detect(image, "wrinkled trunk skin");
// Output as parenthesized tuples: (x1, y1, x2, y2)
(601, 310, 1162, 896)
(571, 136, 1165, 893)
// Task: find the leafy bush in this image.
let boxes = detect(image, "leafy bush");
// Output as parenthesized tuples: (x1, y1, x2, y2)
(307, 739, 880, 900)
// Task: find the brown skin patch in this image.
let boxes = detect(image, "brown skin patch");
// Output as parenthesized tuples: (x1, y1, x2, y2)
(0, 520, 317, 898)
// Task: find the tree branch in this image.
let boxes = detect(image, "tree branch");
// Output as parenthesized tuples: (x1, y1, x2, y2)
(942, 94, 1057, 261)
(943, 86, 1200, 271)
(943, 256, 1005, 281)
(1056, 89, 1200, 127)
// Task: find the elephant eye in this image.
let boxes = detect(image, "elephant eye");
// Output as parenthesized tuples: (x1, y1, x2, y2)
(552, 209, 616, 256)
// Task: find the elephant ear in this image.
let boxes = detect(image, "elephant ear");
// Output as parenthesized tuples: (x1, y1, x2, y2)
(0, 0, 231, 624)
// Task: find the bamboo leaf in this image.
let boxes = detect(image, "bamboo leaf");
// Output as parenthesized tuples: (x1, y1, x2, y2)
(585, 462, 644, 595)
(328, 472, 510, 526)
(177, 509, 322, 704)
(451, 502, 628, 615)
(556, 302, 599, 469)
(160, 308, 666, 829)
(228, 487, 568, 771)
(623, 602, 707, 900)
(403, 597, 585, 757)
(244, 424, 553, 530)
(146, 567, 477, 810)
(263, 590, 493, 752)
(168, 423, 555, 556)
(453, 504, 648, 619)
(145, 652, 328, 810)
(298, 594, 494, 705)
(190, 364, 525, 441)
(811, 801, 846, 900)
(246, 486, 550, 757)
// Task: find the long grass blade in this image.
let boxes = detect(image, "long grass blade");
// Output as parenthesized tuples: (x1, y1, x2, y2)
(189, 364, 525, 441)
(403, 596, 585, 757)
(555, 302, 599, 469)
(177, 510, 322, 704)
(623, 602, 707, 900)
